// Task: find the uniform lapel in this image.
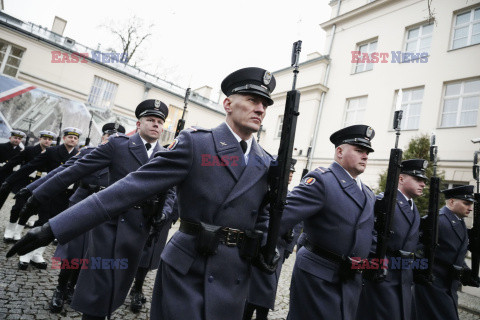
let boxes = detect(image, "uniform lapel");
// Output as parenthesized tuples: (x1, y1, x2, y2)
(356, 183, 376, 224)
(221, 139, 269, 206)
(211, 123, 245, 181)
(330, 162, 365, 209)
(129, 133, 148, 165)
(149, 141, 161, 160)
(443, 207, 464, 242)
(396, 192, 414, 226)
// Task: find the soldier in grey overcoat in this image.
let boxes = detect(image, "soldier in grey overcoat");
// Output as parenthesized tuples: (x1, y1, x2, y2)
(278, 125, 377, 320)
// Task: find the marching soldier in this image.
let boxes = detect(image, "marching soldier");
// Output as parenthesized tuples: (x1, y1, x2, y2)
(16, 100, 174, 319)
(415, 185, 480, 319)
(0, 129, 25, 163)
(2, 130, 55, 242)
(277, 125, 376, 320)
(356, 159, 428, 320)
(8, 67, 276, 320)
(30, 123, 125, 312)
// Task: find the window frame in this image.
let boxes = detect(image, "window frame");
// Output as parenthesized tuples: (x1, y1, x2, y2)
(353, 39, 378, 74)
(87, 76, 119, 110)
(0, 39, 25, 78)
(343, 96, 368, 127)
(440, 78, 480, 128)
(450, 6, 480, 50)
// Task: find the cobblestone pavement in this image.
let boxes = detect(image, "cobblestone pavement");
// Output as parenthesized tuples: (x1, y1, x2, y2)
(0, 194, 478, 319)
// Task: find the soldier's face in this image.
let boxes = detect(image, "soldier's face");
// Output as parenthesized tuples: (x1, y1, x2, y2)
(101, 133, 110, 144)
(336, 144, 369, 178)
(9, 136, 22, 146)
(63, 135, 79, 148)
(137, 116, 164, 143)
(398, 174, 425, 198)
(39, 137, 53, 148)
(449, 199, 473, 218)
(224, 94, 268, 138)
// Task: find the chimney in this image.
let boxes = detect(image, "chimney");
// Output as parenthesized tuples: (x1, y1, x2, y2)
(52, 16, 67, 36)
(193, 86, 213, 100)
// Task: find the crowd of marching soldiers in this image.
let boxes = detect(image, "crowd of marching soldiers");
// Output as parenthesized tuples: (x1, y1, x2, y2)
(0, 67, 478, 320)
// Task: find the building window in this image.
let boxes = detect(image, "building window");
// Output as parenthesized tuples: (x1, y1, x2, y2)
(354, 40, 377, 73)
(396, 87, 424, 130)
(87, 76, 118, 110)
(344, 96, 367, 127)
(441, 79, 480, 127)
(0, 39, 25, 77)
(451, 7, 480, 49)
(405, 24, 433, 59)
(276, 115, 284, 139)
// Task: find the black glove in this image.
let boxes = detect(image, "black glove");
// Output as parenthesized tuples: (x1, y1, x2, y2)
(14, 187, 32, 200)
(413, 269, 434, 286)
(18, 195, 41, 223)
(6, 222, 55, 258)
(145, 213, 167, 247)
(461, 267, 480, 287)
(0, 181, 12, 207)
(252, 247, 280, 275)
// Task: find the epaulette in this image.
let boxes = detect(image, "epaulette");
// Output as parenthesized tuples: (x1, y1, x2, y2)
(314, 167, 330, 174)
(187, 126, 210, 133)
(110, 132, 129, 139)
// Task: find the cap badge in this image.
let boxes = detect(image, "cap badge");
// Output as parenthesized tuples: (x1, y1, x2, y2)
(366, 127, 373, 138)
(263, 71, 272, 85)
(423, 160, 428, 169)
(154, 100, 161, 109)
(114, 123, 119, 130)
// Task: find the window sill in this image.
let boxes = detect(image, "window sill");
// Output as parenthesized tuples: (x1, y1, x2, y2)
(448, 42, 480, 52)
(437, 124, 478, 129)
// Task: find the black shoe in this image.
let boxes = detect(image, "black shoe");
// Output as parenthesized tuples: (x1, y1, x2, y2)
(49, 287, 66, 313)
(3, 237, 16, 243)
(30, 261, 48, 269)
(65, 286, 74, 304)
(130, 291, 145, 313)
(18, 261, 29, 270)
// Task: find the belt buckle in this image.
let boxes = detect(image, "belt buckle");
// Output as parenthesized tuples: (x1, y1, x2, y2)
(224, 228, 241, 247)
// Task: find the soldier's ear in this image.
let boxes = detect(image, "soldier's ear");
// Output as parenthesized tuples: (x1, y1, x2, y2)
(223, 97, 233, 113)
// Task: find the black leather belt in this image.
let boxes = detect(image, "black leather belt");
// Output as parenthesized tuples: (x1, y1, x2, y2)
(180, 219, 246, 247)
(386, 249, 415, 259)
(78, 181, 105, 193)
(304, 238, 349, 264)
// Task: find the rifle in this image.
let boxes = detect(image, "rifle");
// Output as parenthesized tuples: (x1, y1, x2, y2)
(301, 137, 313, 179)
(263, 40, 302, 265)
(417, 134, 440, 284)
(470, 144, 480, 278)
(24, 118, 34, 147)
(56, 120, 62, 145)
(175, 88, 191, 139)
(85, 113, 93, 146)
(370, 109, 403, 282)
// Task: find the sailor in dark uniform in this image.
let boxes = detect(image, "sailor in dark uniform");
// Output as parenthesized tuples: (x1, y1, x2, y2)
(3, 127, 81, 268)
(415, 185, 480, 320)
(8, 67, 276, 320)
(278, 125, 377, 320)
(0, 129, 25, 163)
(2, 130, 55, 242)
(356, 159, 427, 320)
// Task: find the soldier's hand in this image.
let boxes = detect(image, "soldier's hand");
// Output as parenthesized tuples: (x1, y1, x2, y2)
(19, 195, 41, 221)
(146, 213, 167, 247)
(6, 222, 55, 258)
(413, 269, 434, 286)
(14, 187, 32, 200)
(252, 247, 279, 275)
